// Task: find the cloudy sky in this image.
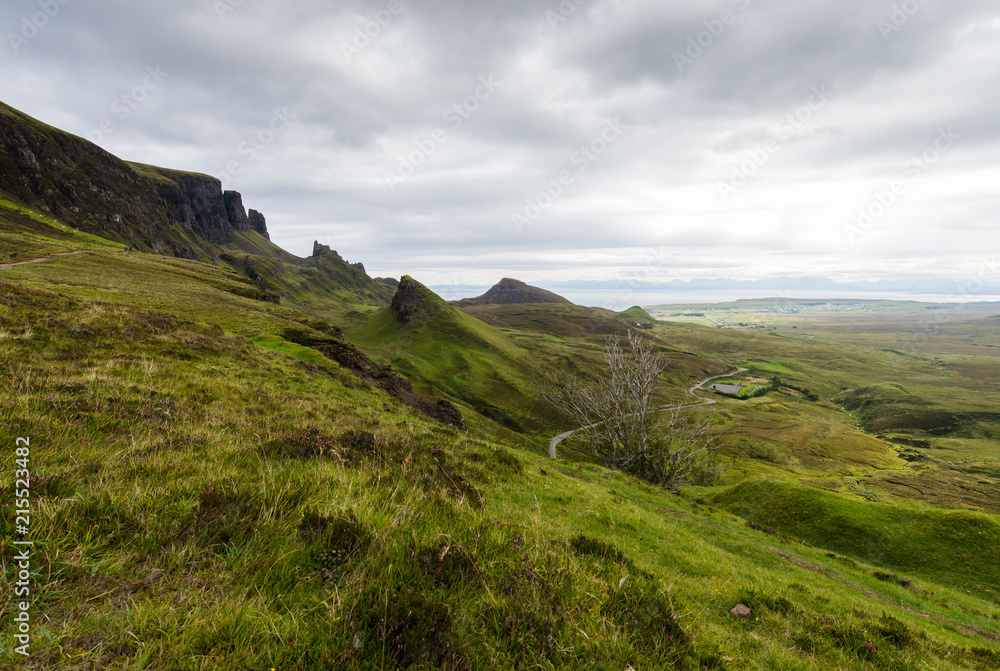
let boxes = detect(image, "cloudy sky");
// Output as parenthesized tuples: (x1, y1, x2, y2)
(2, 0, 999, 297)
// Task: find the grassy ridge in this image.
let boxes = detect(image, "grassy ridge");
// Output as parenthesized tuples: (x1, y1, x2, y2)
(2, 279, 999, 669)
(713, 477, 1000, 600)
(2, 199, 1000, 668)
(350, 281, 557, 433)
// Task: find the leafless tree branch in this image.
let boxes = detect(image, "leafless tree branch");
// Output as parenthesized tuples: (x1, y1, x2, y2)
(540, 331, 730, 490)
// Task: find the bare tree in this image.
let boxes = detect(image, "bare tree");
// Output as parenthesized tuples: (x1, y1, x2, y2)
(541, 330, 729, 490)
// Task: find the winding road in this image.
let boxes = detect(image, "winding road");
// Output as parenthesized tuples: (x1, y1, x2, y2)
(548, 367, 748, 459)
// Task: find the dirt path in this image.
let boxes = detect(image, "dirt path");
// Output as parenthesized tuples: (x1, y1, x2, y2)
(0, 250, 89, 271)
(548, 366, 747, 458)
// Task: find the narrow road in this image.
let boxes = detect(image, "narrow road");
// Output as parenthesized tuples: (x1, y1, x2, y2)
(0, 250, 89, 271)
(684, 367, 749, 406)
(548, 367, 748, 459)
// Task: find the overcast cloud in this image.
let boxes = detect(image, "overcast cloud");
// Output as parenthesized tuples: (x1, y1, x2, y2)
(2, 0, 999, 294)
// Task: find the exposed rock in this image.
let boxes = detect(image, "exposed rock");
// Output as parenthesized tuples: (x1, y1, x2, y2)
(0, 102, 198, 256)
(453, 278, 572, 306)
(730, 604, 752, 618)
(391, 276, 438, 325)
(303, 241, 393, 299)
(312, 241, 339, 259)
(376, 277, 400, 288)
(152, 173, 232, 245)
(224, 190, 250, 231)
(247, 209, 269, 239)
(0, 100, 270, 254)
(431, 400, 466, 429)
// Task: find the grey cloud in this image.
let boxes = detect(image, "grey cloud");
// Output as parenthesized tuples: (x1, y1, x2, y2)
(2, 0, 999, 301)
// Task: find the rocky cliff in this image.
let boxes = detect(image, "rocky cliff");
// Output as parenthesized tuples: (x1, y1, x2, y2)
(0, 101, 270, 255)
(248, 209, 269, 240)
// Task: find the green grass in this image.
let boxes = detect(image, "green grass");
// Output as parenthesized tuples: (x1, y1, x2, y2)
(249, 334, 333, 368)
(0, 197, 127, 263)
(712, 477, 1000, 600)
(350, 278, 561, 433)
(1, 277, 999, 669)
(617, 305, 656, 322)
(2, 196, 1000, 667)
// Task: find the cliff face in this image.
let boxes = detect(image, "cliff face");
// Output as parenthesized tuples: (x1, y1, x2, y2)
(0, 102, 270, 255)
(248, 209, 269, 240)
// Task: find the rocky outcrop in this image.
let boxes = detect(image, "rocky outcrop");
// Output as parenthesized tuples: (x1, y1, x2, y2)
(151, 173, 232, 245)
(376, 277, 400, 288)
(0, 103, 198, 256)
(248, 209, 269, 239)
(312, 241, 338, 258)
(307, 241, 393, 300)
(0, 100, 270, 254)
(453, 278, 572, 306)
(224, 190, 250, 231)
(391, 276, 440, 325)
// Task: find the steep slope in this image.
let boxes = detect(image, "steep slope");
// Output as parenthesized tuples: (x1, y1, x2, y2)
(459, 302, 634, 338)
(1, 277, 998, 670)
(351, 276, 557, 431)
(3, 101, 1000, 669)
(0, 101, 394, 315)
(218, 242, 395, 319)
(453, 277, 572, 306)
(0, 102, 266, 258)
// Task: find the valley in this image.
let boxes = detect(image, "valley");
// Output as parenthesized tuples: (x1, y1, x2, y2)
(1, 100, 999, 670)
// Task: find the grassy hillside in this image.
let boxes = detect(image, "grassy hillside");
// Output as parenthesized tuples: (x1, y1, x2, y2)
(2, 278, 999, 670)
(2, 119, 1000, 666)
(712, 477, 1000, 600)
(350, 277, 556, 432)
(617, 305, 657, 322)
(459, 302, 634, 338)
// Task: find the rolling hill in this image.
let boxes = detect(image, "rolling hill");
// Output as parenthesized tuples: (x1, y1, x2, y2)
(1, 100, 999, 670)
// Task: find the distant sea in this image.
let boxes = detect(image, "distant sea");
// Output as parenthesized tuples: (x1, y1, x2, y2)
(553, 289, 1000, 311)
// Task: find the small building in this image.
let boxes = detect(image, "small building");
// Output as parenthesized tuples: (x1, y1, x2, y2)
(710, 383, 743, 395)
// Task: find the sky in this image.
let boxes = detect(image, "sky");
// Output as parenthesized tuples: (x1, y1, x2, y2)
(2, 0, 999, 299)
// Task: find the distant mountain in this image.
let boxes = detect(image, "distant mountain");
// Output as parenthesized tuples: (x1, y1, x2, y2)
(541, 276, 1000, 296)
(452, 277, 572, 306)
